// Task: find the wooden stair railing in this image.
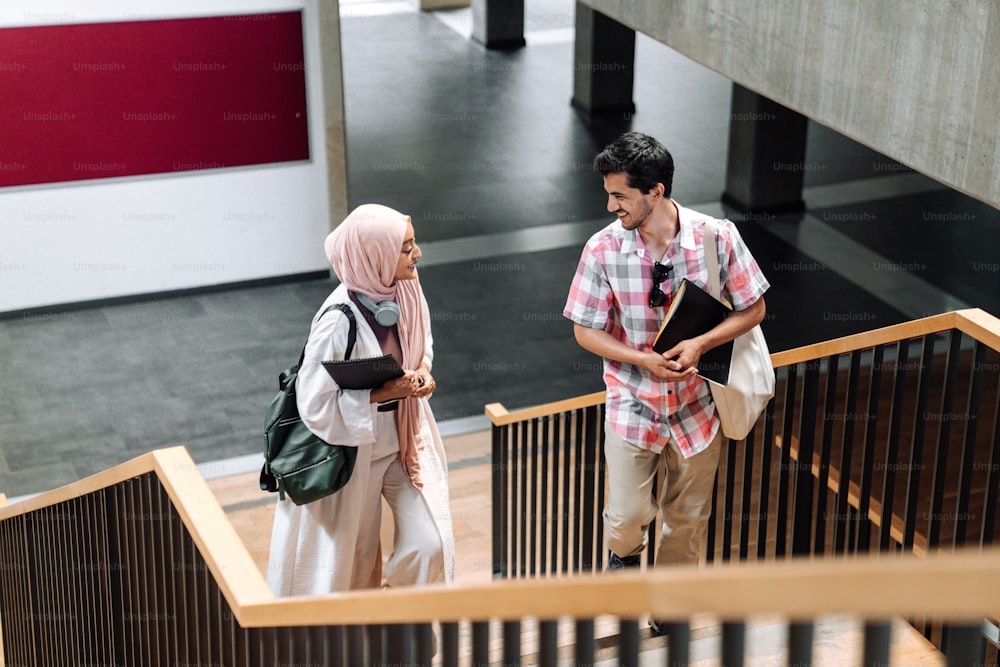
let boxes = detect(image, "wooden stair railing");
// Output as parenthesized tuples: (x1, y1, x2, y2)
(487, 307, 1000, 659)
(1, 308, 997, 665)
(0, 445, 996, 665)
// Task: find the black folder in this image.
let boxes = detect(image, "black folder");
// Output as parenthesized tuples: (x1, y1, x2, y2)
(321, 354, 404, 390)
(652, 278, 734, 385)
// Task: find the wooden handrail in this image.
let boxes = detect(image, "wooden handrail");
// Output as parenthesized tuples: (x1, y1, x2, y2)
(485, 390, 605, 426)
(243, 546, 1000, 625)
(2, 444, 999, 630)
(0, 454, 155, 519)
(150, 448, 274, 609)
(771, 308, 1000, 366)
(0, 446, 274, 624)
(486, 308, 1000, 425)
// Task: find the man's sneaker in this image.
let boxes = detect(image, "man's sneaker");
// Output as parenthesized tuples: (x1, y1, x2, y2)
(648, 617, 669, 636)
(605, 551, 642, 572)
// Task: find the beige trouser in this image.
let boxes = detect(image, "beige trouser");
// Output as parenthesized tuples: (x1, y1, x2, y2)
(603, 425, 724, 567)
(359, 449, 444, 590)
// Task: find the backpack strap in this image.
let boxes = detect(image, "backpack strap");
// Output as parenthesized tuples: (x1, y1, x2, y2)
(703, 218, 734, 308)
(283, 303, 358, 388)
(332, 303, 357, 360)
(703, 218, 721, 300)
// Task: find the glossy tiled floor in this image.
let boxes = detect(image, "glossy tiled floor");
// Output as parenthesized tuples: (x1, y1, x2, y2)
(1, 0, 998, 499)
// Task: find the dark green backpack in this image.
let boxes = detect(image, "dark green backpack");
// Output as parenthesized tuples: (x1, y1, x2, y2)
(260, 303, 359, 505)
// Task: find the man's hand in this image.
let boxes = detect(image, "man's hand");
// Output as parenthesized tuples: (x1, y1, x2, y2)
(641, 349, 698, 382)
(659, 338, 705, 375)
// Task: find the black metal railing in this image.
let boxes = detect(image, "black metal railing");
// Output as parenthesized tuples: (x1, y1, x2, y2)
(491, 399, 608, 577)
(489, 310, 1000, 662)
(0, 448, 996, 666)
(0, 470, 451, 666)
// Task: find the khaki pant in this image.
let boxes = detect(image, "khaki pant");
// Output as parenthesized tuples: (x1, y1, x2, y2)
(603, 425, 723, 567)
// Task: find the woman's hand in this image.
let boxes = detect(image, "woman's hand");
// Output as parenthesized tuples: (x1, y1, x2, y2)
(411, 367, 436, 398)
(370, 370, 422, 404)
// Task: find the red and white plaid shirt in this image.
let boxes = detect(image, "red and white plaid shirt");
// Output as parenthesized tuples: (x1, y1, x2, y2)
(564, 201, 770, 457)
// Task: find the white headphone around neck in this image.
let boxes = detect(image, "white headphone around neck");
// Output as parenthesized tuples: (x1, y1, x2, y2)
(354, 292, 400, 326)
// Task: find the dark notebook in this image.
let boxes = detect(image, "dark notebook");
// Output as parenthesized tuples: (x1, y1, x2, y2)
(321, 354, 404, 390)
(652, 278, 735, 385)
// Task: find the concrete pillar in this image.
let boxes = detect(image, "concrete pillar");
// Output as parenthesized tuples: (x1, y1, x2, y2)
(722, 83, 808, 214)
(571, 3, 635, 117)
(471, 0, 525, 50)
(317, 0, 350, 231)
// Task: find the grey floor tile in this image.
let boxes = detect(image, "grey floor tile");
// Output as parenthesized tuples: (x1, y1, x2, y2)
(0, 462, 80, 498)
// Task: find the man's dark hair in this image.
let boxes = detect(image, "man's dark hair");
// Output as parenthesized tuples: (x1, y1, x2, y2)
(593, 132, 674, 197)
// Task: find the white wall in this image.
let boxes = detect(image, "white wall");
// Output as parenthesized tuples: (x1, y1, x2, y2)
(0, 0, 339, 313)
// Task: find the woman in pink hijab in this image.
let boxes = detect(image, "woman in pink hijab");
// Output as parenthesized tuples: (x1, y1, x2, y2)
(266, 203, 455, 595)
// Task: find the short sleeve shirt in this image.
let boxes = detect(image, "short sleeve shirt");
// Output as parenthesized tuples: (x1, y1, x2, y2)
(563, 201, 770, 457)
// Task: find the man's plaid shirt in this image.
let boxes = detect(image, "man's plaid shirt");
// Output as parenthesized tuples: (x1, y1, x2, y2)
(563, 201, 770, 457)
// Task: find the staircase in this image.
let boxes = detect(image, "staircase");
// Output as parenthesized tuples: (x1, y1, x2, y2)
(2, 309, 999, 665)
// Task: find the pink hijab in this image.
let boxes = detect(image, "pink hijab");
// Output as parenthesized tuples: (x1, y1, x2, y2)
(324, 203, 430, 488)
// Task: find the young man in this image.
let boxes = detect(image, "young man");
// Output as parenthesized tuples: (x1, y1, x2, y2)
(563, 132, 769, 615)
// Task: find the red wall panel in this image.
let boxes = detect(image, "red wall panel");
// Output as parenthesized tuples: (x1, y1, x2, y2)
(0, 11, 309, 187)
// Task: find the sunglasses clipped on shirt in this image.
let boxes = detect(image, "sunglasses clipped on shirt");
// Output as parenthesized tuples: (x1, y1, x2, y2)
(649, 260, 673, 309)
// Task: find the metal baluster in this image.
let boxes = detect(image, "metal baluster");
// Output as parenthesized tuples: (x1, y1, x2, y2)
(519, 420, 530, 576)
(706, 470, 719, 564)
(776, 364, 799, 558)
(815, 355, 840, 555)
(471, 620, 490, 667)
(415, 622, 434, 667)
(757, 398, 777, 560)
(540, 415, 552, 575)
(739, 430, 754, 560)
(862, 620, 891, 667)
(722, 434, 738, 561)
(792, 359, 821, 556)
(345, 624, 364, 664)
(561, 413, 573, 574)
(721, 621, 745, 667)
(928, 330, 963, 549)
(440, 621, 459, 667)
(515, 421, 525, 576)
(572, 408, 585, 572)
(666, 621, 691, 667)
(581, 405, 600, 572)
(856, 346, 886, 554)
(492, 423, 509, 578)
(538, 619, 558, 666)
(619, 617, 639, 667)
(788, 621, 814, 667)
(596, 406, 609, 571)
(954, 341, 986, 547)
(979, 367, 1000, 546)
(942, 623, 986, 665)
(503, 620, 521, 666)
(575, 619, 595, 667)
(529, 418, 540, 577)
(834, 351, 862, 555)
(903, 334, 936, 551)
(879, 339, 911, 550)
